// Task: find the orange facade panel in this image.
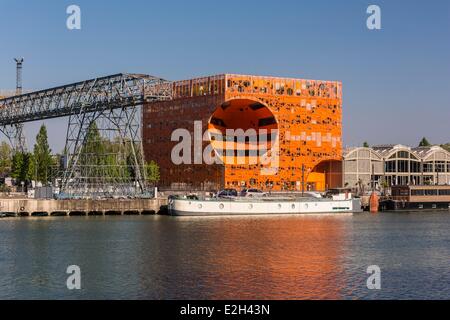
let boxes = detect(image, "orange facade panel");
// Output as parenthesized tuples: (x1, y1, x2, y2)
(143, 74, 342, 192)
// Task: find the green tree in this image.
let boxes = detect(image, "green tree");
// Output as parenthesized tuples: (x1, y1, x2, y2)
(84, 122, 105, 159)
(78, 122, 105, 181)
(145, 161, 160, 186)
(11, 151, 34, 183)
(363, 141, 370, 148)
(441, 144, 450, 152)
(11, 152, 24, 180)
(0, 142, 12, 174)
(419, 137, 431, 147)
(24, 153, 35, 182)
(33, 124, 53, 183)
(78, 124, 144, 184)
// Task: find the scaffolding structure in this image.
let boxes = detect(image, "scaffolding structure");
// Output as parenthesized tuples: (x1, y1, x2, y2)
(0, 73, 173, 198)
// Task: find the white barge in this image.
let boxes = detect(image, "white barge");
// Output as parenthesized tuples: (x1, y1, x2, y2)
(168, 193, 363, 216)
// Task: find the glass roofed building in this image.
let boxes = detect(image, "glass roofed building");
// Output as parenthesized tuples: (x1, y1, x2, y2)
(343, 144, 450, 192)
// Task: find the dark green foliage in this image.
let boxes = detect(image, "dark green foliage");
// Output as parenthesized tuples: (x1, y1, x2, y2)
(145, 160, 160, 186)
(11, 152, 34, 182)
(0, 142, 12, 174)
(33, 124, 53, 183)
(419, 137, 431, 147)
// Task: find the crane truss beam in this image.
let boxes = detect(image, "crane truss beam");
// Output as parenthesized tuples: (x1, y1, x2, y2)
(0, 73, 172, 125)
(0, 73, 173, 199)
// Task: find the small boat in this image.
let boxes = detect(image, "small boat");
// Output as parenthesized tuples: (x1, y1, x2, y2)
(168, 192, 363, 216)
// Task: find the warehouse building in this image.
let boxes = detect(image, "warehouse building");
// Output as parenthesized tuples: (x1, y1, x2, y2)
(343, 144, 450, 191)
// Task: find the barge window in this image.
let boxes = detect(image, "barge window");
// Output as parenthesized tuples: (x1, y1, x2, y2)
(411, 190, 425, 196)
(439, 189, 450, 196)
(424, 189, 438, 196)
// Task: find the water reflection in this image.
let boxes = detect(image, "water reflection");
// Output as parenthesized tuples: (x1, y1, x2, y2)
(147, 215, 351, 299)
(0, 213, 449, 299)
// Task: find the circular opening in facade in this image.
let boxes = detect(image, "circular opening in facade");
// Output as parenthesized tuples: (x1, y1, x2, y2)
(208, 99, 278, 163)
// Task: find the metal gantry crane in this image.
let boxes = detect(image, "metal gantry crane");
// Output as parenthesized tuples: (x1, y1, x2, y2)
(0, 73, 173, 198)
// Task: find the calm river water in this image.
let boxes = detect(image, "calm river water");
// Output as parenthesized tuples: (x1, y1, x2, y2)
(0, 212, 449, 300)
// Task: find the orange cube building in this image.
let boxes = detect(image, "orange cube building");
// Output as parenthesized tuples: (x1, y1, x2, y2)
(143, 74, 343, 191)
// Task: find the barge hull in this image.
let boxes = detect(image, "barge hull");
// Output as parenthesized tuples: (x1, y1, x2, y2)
(169, 198, 363, 216)
(380, 200, 450, 212)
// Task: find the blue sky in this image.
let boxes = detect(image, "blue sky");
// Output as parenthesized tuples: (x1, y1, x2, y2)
(0, 0, 449, 152)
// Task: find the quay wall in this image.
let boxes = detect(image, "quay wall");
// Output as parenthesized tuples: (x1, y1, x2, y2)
(0, 198, 168, 216)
